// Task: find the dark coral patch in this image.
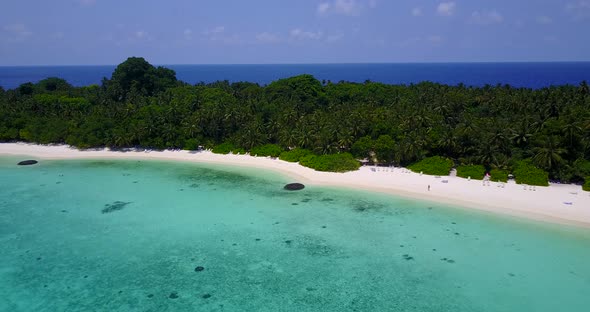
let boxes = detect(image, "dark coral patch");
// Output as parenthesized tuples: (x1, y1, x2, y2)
(18, 160, 38, 166)
(102, 201, 132, 214)
(284, 183, 305, 191)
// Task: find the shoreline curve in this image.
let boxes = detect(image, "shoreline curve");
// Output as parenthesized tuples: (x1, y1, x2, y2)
(1, 142, 589, 228)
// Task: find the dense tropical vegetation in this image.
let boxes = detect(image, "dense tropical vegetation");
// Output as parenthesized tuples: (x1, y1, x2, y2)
(408, 156, 454, 176)
(489, 169, 509, 183)
(1, 57, 590, 187)
(456, 165, 486, 180)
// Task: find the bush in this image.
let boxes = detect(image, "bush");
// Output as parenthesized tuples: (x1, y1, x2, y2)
(456, 165, 486, 180)
(232, 147, 247, 154)
(408, 156, 453, 176)
(250, 144, 283, 157)
(299, 153, 360, 172)
(584, 177, 590, 192)
(513, 159, 549, 186)
(490, 169, 509, 182)
(212, 142, 235, 154)
(351, 136, 374, 159)
(183, 139, 200, 151)
(573, 159, 590, 180)
(279, 148, 313, 162)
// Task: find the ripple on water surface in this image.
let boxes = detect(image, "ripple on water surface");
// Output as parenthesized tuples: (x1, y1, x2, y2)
(0, 157, 589, 311)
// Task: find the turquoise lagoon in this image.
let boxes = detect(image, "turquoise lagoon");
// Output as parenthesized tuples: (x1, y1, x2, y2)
(1, 156, 589, 312)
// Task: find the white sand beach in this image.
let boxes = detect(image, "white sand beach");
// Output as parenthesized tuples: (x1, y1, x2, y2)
(2, 142, 589, 227)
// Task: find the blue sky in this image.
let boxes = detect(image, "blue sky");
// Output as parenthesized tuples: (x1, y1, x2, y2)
(0, 0, 589, 65)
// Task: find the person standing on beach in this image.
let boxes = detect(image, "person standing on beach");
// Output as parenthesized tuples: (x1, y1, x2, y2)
(428, 185, 430, 191)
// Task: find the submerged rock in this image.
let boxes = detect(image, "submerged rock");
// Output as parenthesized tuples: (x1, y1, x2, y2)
(194, 266, 205, 272)
(101, 201, 132, 214)
(17, 160, 38, 166)
(284, 183, 305, 191)
(202, 293, 211, 299)
(169, 292, 179, 299)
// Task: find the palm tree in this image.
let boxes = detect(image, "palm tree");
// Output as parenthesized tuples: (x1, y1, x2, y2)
(161, 123, 178, 146)
(240, 122, 265, 150)
(437, 130, 459, 157)
(182, 113, 202, 138)
(562, 120, 583, 148)
(336, 129, 355, 151)
(278, 129, 298, 149)
(532, 136, 566, 171)
(475, 140, 502, 167)
(509, 121, 533, 147)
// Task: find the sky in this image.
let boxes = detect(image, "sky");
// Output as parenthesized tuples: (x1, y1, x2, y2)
(0, 0, 589, 65)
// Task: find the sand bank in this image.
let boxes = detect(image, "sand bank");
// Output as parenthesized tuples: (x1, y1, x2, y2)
(2, 142, 589, 227)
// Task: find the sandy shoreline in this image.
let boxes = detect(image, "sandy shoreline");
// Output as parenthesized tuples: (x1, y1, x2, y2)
(2, 142, 590, 228)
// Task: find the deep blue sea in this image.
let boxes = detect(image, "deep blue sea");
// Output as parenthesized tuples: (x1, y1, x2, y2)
(1, 62, 590, 90)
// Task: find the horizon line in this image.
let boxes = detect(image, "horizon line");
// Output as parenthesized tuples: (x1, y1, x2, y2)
(2, 60, 590, 67)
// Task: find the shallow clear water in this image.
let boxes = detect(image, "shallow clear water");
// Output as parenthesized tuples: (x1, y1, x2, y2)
(1, 157, 589, 312)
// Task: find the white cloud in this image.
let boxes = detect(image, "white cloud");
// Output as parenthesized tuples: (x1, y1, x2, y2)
(78, 0, 96, 6)
(437, 2, 456, 16)
(427, 35, 443, 44)
(318, 2, 331, 14)
(2, 23, 33, 40)
(326, 34, 344, 43)
(135, 30, 148, 39)
(333, 0, 361, 15)
(543, 35, 558, 42)
(256, 32, 281, 43)
(317, 0, 376, 16)
(397, 36, 421, 48)
(50, 32, 65, 40)
(183, 28, 193, 40)
(536, 16, 553, 24)
(290, 28, 323, 40)
(397, 36, 446, 48)
(201, 26, 242, 45)
(412, 7, 423, 17)
(566, 0, 590, 10)
(566, 1, 590, 19)
(469, 10, 503, 25)
(203, 26, 225, 36)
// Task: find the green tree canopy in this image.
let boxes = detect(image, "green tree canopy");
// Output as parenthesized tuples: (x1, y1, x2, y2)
(106, 57, 178, 100)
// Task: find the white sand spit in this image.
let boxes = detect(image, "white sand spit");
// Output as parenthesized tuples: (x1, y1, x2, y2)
(2, 142, 590, 227)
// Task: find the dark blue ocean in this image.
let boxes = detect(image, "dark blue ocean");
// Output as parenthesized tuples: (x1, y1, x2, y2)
(1, 62, 589, 90)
